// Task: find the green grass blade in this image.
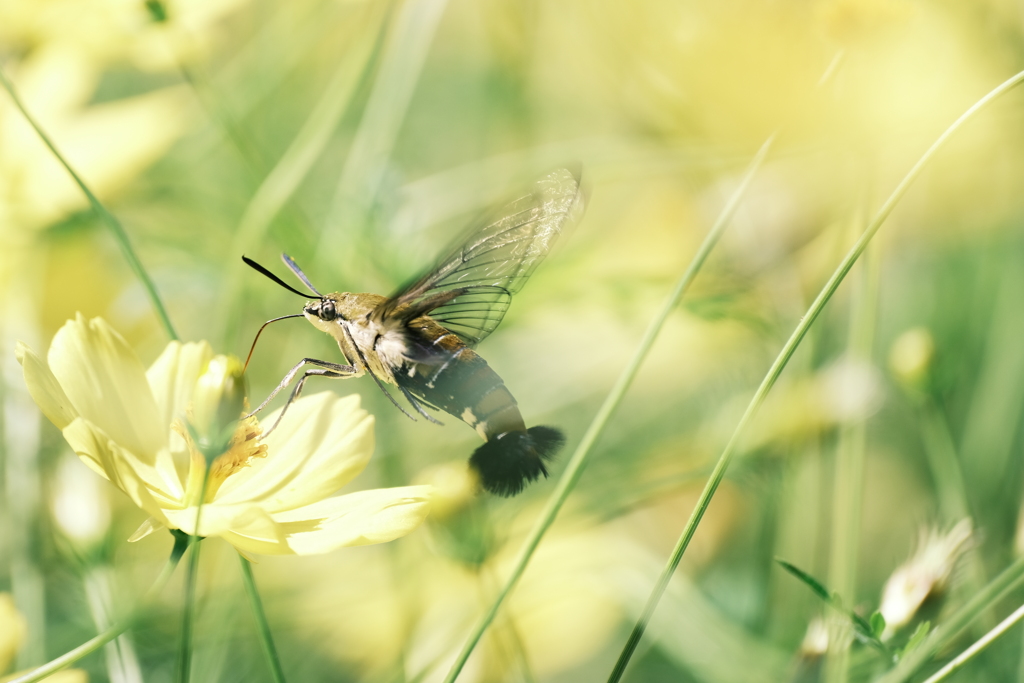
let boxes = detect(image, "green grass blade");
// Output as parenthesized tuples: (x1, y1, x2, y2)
(217, 11, 383, 339)
(8, 534, 188, 683)
(606, 68, 1024, 683)
(240, 555, 288, 683)
(0, 65, 179, 341)
(439, 134, 776, 683)
(318, 0, 451, 256)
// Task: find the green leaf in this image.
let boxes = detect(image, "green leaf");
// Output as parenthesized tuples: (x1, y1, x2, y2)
(776, 559, 832, 602)
(897, 621, 931, 661)
(871, 611, 887, 639)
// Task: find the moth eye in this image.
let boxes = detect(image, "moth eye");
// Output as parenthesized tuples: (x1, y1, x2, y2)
(320, 300, 337, 321)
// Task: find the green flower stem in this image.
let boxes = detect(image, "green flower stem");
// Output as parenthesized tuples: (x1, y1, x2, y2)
(0, 65, 179, 342)
(177, 469, 210, 683)
(921, 602, 1024, 683)
(439, 134, 777, 683)
(915, 397, 972, 521)
(878, 555, 1024, 683)
(826, 235, 880, 683)
(9, 533, 188, 683)
(606, 68, 1024, 683)
(239, 555, 288, 683)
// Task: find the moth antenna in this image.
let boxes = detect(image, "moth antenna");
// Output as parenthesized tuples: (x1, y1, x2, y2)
(242, 256, 315, 298)
(243, 314, 305, 371)
(281, 253, 323, 298)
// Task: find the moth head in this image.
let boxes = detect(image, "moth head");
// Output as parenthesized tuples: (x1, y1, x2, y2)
(304, 295, 340, 324)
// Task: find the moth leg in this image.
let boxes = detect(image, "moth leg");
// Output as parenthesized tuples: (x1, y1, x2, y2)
(397, 385, 444, 425)
(247, 357, 357, 418)
(261, 367, 352, 437)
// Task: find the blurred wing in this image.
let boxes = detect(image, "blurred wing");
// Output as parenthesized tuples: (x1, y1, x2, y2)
(376, 167, 585, 347)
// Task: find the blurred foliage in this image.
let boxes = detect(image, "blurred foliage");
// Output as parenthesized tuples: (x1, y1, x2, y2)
(4, 0, 1024, 681)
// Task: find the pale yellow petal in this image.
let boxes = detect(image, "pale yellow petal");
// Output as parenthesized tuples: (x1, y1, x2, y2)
(15, 341, 77, 429)
(215, 392, 374, 512)
(49, 315, 164, 461)
(146, 340, 214, 432)
(271, 486, 432, 555)
(62, 418, 174, 526)
(128, 517, 164, 542)
(146, 340, 214, 499)
(163, 503, 283, 546)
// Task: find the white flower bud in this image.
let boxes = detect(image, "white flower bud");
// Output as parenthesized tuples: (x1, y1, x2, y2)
(879, 519, 972, 638)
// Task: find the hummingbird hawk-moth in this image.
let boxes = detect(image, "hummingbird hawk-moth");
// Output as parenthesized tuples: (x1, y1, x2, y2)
(243, 167, 585, 496)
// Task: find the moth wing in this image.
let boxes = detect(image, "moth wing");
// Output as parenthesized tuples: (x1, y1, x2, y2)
(375, 167, 585, 348)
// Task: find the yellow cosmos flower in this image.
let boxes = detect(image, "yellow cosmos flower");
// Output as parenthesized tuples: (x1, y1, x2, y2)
(16, 314, 431, 555)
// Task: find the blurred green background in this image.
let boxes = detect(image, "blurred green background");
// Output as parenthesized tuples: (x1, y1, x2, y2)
(3, 0, 1024, 681)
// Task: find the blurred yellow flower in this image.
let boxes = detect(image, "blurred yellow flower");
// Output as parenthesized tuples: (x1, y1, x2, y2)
(0, 593, 85, 683)
(17, 314, 431, 555)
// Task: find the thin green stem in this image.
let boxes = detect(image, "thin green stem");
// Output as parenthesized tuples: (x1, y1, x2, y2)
(922, 602, 1024, 683)
(9, 533, 188, 683)
(239, 555, 288, 683)
(606, 68, 1024, 683)
(0, 64, 179, 341)
(878, 555, 1024, 683)
(917, 398, 972, 522)
(439, 134, 777, 683)
(177, 469, 210, 683)
(826, 230, 880, 683)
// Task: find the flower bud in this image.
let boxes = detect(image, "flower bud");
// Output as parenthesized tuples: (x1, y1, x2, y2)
(191, 355, 247, 459)
(889, 327, 935, 393)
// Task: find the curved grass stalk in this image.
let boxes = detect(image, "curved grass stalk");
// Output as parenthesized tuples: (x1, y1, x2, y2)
(606, 68, 1024, 683)
(0, 65, 179, 342)
(8, 533, 189, 683)
(439, 134, 777, 683)
(240, 556, 288, 683)
(921, 602, 1024, 683)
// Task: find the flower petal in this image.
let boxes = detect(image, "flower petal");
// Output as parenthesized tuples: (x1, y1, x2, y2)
(269, 485, 432, 555)
(15, 341, 78, 429)
(128, 517, 164, 542)
(214, 392, 374, 512)
(163, 503, 284, 547)
(48, 315, 164, 461)
(146, 340, 214, 433)
(145, 341, 215, 500)
(62, 417, 174, 526)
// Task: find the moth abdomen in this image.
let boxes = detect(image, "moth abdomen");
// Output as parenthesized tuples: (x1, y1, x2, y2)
(469, 426, 565, 497)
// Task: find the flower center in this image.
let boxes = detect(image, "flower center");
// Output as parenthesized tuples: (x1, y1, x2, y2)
(203, 414, 268, 500)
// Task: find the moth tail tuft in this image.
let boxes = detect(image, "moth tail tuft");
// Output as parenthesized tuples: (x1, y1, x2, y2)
(469, 426, 565, 497)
